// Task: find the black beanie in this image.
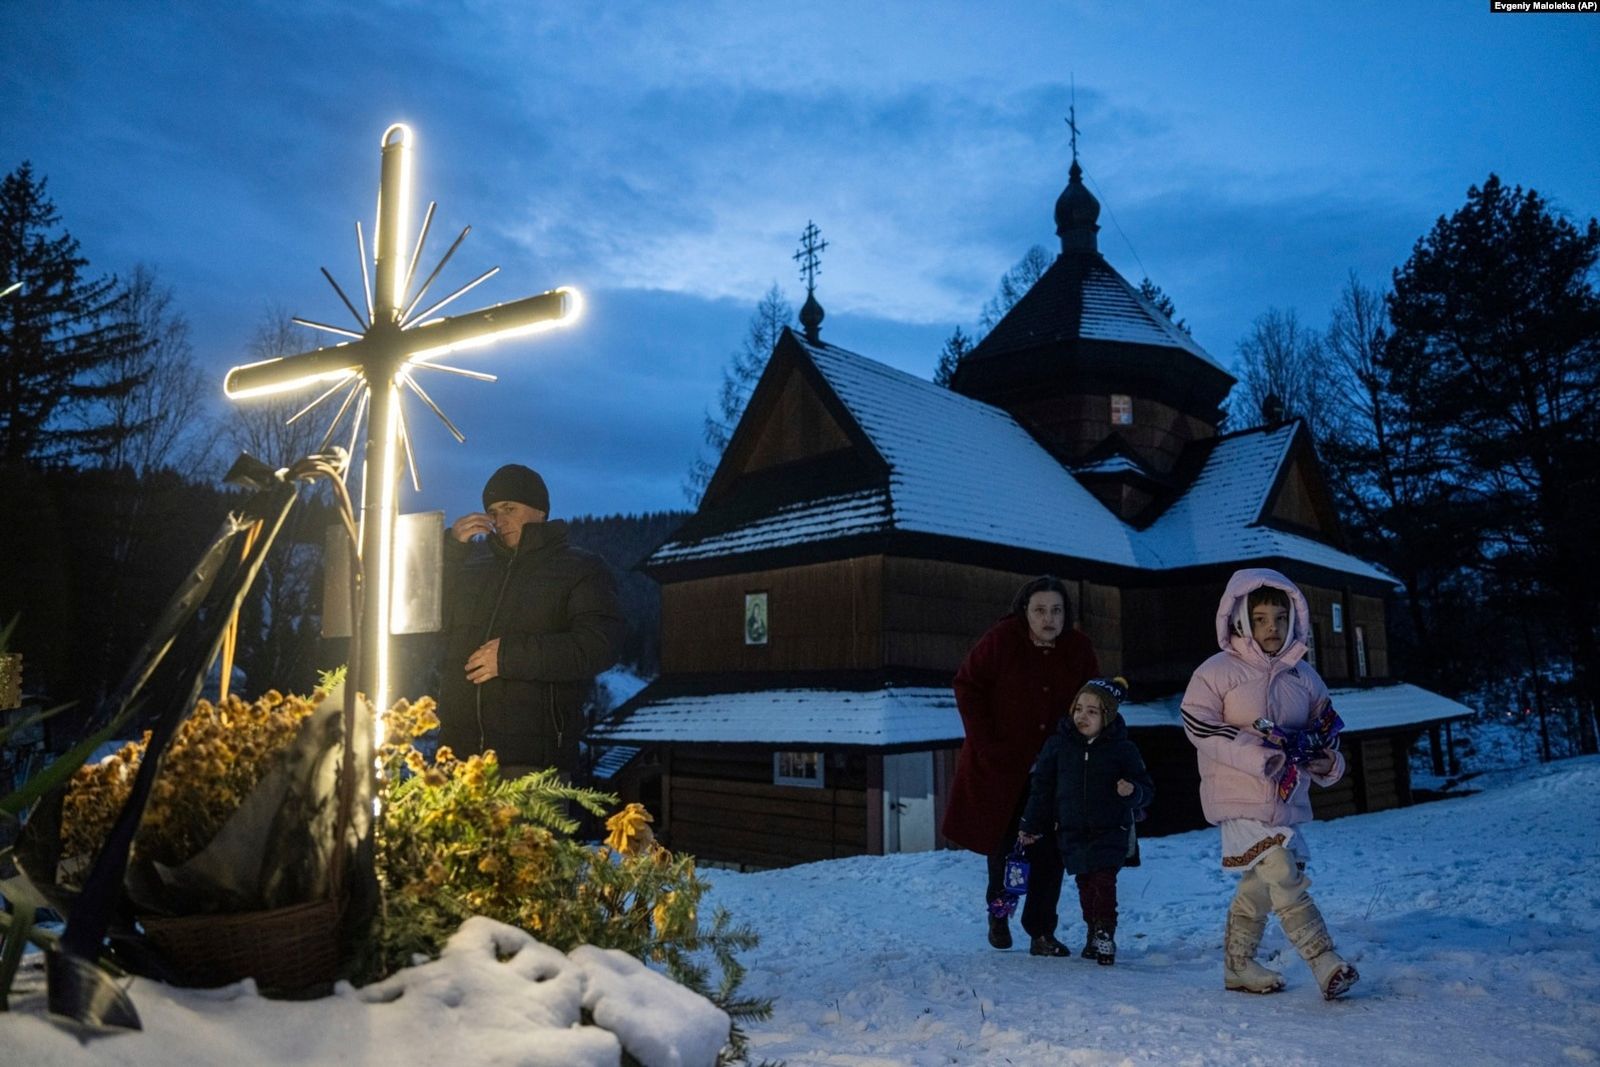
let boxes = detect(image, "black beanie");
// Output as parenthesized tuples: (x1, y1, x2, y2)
(482, 464, 550, 514)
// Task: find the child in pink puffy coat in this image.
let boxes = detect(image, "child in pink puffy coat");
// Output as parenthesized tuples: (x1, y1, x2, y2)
(1181, 567, 1359, 1000)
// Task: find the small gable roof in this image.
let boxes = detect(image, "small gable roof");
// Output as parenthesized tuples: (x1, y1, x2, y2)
(1139, 424, 1392, 581)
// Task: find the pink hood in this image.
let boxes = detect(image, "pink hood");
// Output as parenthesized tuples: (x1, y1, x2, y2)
(1214, 566, 1313, 668)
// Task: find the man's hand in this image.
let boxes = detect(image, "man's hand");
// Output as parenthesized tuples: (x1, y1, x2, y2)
(1116, 778, 1135, 797)
(451, 512, 495, 543)
(466, 638, 501, 684)
(1307, 752, 1337, 777)
(1017, 831, 1041, 847)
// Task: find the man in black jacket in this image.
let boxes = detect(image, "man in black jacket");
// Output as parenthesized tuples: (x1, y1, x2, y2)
(439, 463, 624, 781)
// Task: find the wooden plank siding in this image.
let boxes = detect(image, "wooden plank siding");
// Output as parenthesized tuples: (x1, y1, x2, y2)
(659, 557, 884, 673)
(1136, 726, 1418, 832)
(661, 745, 871, 870)
(881, 557, 1114, 676)
(1120, 582, 1224, 696)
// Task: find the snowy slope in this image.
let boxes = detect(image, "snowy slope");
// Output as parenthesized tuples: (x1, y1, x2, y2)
(707, 757, 1600, 1066)
(4, 758, 1596, 1065)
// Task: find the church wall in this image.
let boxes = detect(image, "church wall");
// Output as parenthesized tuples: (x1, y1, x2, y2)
(1006, 393, 1213, 475)
(1120, 582, 1221, 696)
(1298, 584, 1390, 682)
(879, 558, 1118, 676)
(660, 745, 870, 869)
(659, 557, 883, 673)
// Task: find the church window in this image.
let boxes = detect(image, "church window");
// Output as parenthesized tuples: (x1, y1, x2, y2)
(774, 751, 824, 788)
(1110, 394, 1133, 425)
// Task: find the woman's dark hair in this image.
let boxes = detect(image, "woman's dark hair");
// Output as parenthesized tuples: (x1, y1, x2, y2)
(1011, 574, 1074, 620)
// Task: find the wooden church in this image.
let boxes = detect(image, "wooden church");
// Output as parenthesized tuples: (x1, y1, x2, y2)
(591, 150, 1472, 870)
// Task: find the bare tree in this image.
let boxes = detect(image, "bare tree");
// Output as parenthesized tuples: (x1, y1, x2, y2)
(1227, 307, 1333, 438)
(977, 245, 1052, 335)
(96, 263, 219, 476)
(226, 307, 329, 468)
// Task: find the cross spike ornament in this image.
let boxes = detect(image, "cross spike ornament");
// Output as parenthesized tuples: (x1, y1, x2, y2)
(223, 124, 582, 720)
(793, 220, 827, 296)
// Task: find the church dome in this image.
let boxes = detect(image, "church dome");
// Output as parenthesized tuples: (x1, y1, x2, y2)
(1054, 160, 1101, 253)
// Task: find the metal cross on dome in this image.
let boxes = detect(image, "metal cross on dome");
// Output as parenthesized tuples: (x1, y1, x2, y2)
(223, 123, 582, 717)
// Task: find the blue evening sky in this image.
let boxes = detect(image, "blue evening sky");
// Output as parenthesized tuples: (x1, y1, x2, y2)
(4, 2, 1597, 521)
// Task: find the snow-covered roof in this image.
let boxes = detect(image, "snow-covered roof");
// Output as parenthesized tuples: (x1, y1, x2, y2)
(651, 338, 1394, 584)
(592, 680, 1468, 748)
(1119, 682, 1475, 732)
(1138, 424, 1394, 581)
(974, 254, 1228, 373)
(590, 686, 963, 747)
(591, 744, 641, 780)
(1073, 454, 1151, 478)
(805, 339, 1144, 566)
(649, 489, 889, 564)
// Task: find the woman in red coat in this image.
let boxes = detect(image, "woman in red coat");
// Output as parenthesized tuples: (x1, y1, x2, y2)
(941, 575, 1099, 955)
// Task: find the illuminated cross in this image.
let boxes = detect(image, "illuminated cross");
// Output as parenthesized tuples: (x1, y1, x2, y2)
(223, 124, 582, 719)
(793, 220, 827, 296)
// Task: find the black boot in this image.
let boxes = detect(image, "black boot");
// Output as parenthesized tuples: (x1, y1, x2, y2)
(1090, 924, 1116, 966)
(1080, 929, 1101, 962)
(1029, 933, 1071, 957)
(988, 915, 1013, 950)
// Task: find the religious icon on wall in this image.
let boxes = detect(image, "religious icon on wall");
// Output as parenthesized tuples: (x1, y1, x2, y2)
(744, 592, 769, 646)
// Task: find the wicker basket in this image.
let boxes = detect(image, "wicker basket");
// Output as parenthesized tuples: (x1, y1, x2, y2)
(139, 899, 342, 992)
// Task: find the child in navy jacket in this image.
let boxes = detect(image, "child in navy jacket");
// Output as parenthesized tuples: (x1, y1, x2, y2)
(1019, 677, 1154, 964)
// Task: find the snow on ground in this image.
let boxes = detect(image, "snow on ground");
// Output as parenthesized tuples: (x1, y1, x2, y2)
(706, 756, 1600, 1066)
(4, 757, 1597, 1065)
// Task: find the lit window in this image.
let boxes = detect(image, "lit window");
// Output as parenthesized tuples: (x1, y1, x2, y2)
(1110, 394, 1133, 425)
(1331, 603, 1344, 634)
(774, 751, 824, 788)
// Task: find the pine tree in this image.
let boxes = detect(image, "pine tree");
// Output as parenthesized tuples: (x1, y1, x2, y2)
(1137, 276, 1190, 335)
(683, 284, 792, 503)
(932, 325, 972, 388)
(1385, 174, 1600, 753)
(0, 163, 146, 464)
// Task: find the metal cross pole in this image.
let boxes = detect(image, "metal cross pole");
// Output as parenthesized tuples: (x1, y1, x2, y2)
(223, 124, 582, 719)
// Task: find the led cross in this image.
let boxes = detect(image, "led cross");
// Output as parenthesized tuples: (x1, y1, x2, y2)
(223, 124, 582, 718)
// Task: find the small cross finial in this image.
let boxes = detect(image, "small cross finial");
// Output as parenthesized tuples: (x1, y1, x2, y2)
(793, 220, 828, 295)
(1066, 74, 1081, 164)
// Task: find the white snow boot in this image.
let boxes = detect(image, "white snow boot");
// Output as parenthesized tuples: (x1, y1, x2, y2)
(1280, 899, 1359, 1000)
(1223, 911, 1285, 993)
